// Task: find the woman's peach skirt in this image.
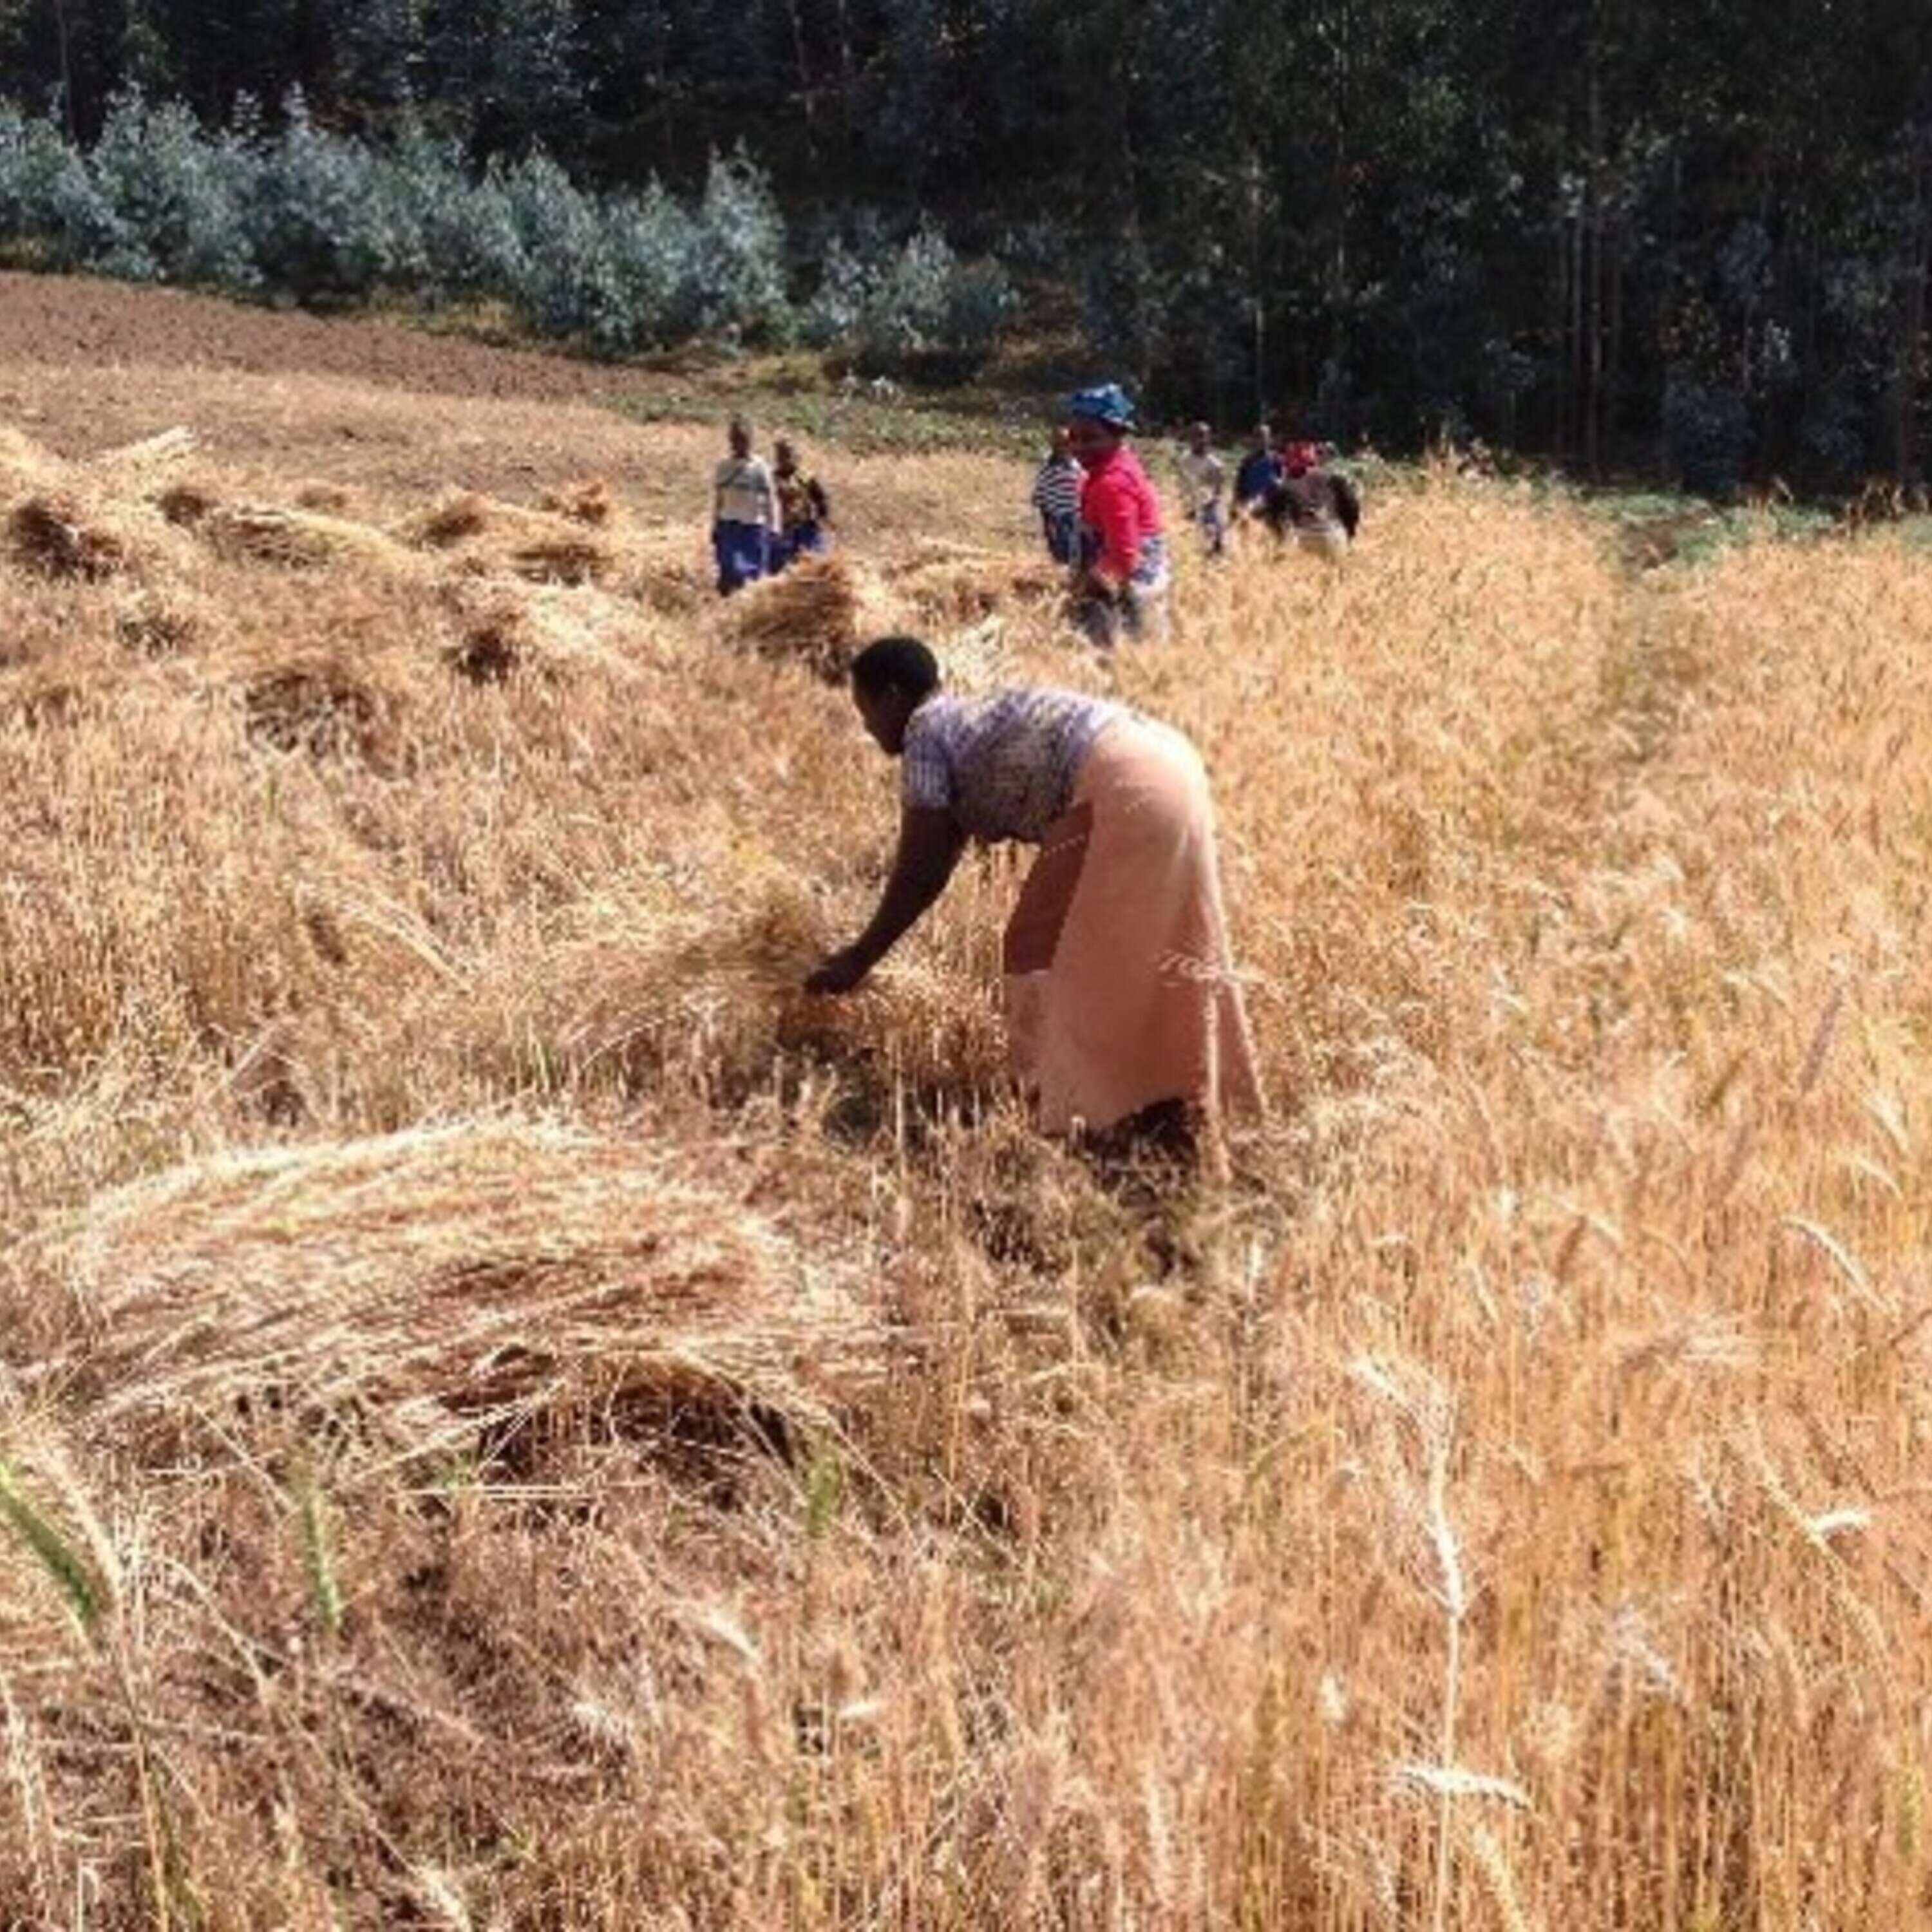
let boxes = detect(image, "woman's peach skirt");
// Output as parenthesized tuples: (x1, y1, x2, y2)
(1001, 717, 1263, 1134)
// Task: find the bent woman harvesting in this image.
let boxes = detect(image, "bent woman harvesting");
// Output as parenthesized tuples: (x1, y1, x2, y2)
(806, 638, 1262, 1139)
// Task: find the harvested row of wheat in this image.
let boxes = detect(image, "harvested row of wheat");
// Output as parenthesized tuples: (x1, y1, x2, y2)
(6, 1119, 880, 1472)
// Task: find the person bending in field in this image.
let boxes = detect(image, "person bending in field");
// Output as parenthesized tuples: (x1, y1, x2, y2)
(1066, 383, 1170, 647)
(1029, 424, 1084, 565)
(805, 636, 1262, 1143)
(711, 415, 779, 595)
(772, 435, 832, 570)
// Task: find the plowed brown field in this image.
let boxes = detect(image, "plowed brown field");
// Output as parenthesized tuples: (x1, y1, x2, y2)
(0, 268, 667, 402)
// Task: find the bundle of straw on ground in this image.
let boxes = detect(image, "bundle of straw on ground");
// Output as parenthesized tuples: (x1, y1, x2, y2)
(0, 422, 74, 498)
(87, 423, 198, 491)
(150, 475, 222, 525)
(538, 866, 1010, 1120)
(395, 489, 614, 585)
(884, 540, 1066, 627)
(2, 426, 204, 581)
(540, 476, 614, 524)
(5, 1119, 876, 1469)
(5, 491, 137, 580)
(723, 552, 878, 680)
(202, 501, 424, 576)
(240, 654, 396, 762)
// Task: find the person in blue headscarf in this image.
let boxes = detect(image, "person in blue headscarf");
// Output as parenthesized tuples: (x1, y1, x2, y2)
(1066, 383, 1170, 647)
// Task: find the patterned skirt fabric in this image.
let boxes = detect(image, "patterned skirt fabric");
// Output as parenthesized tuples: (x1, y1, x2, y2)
(999, 718, 1262, 1134)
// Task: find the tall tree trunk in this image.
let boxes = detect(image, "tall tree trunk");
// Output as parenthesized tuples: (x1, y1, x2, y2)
(1553, 205, 1569, 460)
(1894, 124, 1929, 487)
(834, 0, 856, 154)
(783, 0, 816, 157)
(52, 0, 75, 142)
(1584, 50, 1604, 477)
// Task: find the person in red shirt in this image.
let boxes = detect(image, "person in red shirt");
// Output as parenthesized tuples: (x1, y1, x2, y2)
(1065, 383, 1171, 648)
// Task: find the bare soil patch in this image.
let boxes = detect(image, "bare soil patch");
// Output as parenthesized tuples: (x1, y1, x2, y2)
(0, 270, 668, 405)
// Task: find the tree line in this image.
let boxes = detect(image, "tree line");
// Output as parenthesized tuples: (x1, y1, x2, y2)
(3, 0, 1929, 495)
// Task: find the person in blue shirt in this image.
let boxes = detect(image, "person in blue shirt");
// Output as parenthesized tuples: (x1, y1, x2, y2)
(1233, 422, 1282, 514)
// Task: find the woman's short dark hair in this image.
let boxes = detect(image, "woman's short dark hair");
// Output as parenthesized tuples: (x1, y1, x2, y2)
(852, 636, 940, 701)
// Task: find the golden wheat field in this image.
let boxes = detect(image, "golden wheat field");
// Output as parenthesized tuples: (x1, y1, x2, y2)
(5, 315, 1932, 1930)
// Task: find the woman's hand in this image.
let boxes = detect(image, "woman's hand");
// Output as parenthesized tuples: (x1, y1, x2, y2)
(805, 946, 872, 996)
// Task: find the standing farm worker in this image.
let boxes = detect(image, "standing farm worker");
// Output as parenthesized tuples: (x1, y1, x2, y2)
(1029, 424, 1084, 565)
(1179, 419, 1227, 556)
(804, 636, 1263, 1140)
(772, 435, 832, 569)
(1260, 440, 1361, 560)
(1067, 383, 1171, 647)
(710, 415, 779, 595)
(1233, 422, 1281, 515)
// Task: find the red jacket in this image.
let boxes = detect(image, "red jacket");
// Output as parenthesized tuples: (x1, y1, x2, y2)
(1079, 444, 1164, 585)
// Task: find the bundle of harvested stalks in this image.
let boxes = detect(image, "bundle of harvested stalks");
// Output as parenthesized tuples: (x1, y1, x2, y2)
(436, 578, 651, 685)
(509, 531, 609, 585)
(113, 587, 209, 657)
(9, 1121, 875, 1469)
(552, 875, 1008, 1121)
(446, 606, 526, 684)
(204, 503, 420, 575)
(396, 489, 613, 583)
(152, 478, 220, 526)
(293, 480, 356, 515)
(0, 424, 73, 500)
(89, 424, 196, 490)
(890, 550, 1065, 625)
(726, 553, 864, 681)
(242, 656, 392, 764)
(5, 493, 131, 580)
(401, 489, 491, 547)
(539, 477, 614, 525)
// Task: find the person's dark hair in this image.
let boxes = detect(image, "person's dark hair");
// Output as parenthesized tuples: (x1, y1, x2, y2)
(852, 636, 940, 701)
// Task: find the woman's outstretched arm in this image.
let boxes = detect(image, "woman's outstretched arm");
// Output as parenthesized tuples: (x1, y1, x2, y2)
(806, 806, 965, 993)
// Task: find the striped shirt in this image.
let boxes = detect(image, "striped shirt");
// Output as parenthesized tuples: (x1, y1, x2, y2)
(902, 688, 1123, 843)
(1030, 455, 1084, 522)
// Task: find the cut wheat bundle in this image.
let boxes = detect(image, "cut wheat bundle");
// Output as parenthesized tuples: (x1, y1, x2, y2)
(437, 578, 656, 685)
(399, 488, 492, 547)
(240, 653, 400, 766)
(725, 553, 869, 681)
(5, 488, 196, 585)
(397, 490, 614, 585)
(548, 873, 1009, 1117)
(203, 502, 422, 574)
(151, 477, 221, 526)
(538, 477, 614, 525)
(0, 424, 73, 502)
(886, 546, 1066, 626)
(89, 425, 198, 490)
(11, 1120, 877, 1471)
(5, 493, 133, 580)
